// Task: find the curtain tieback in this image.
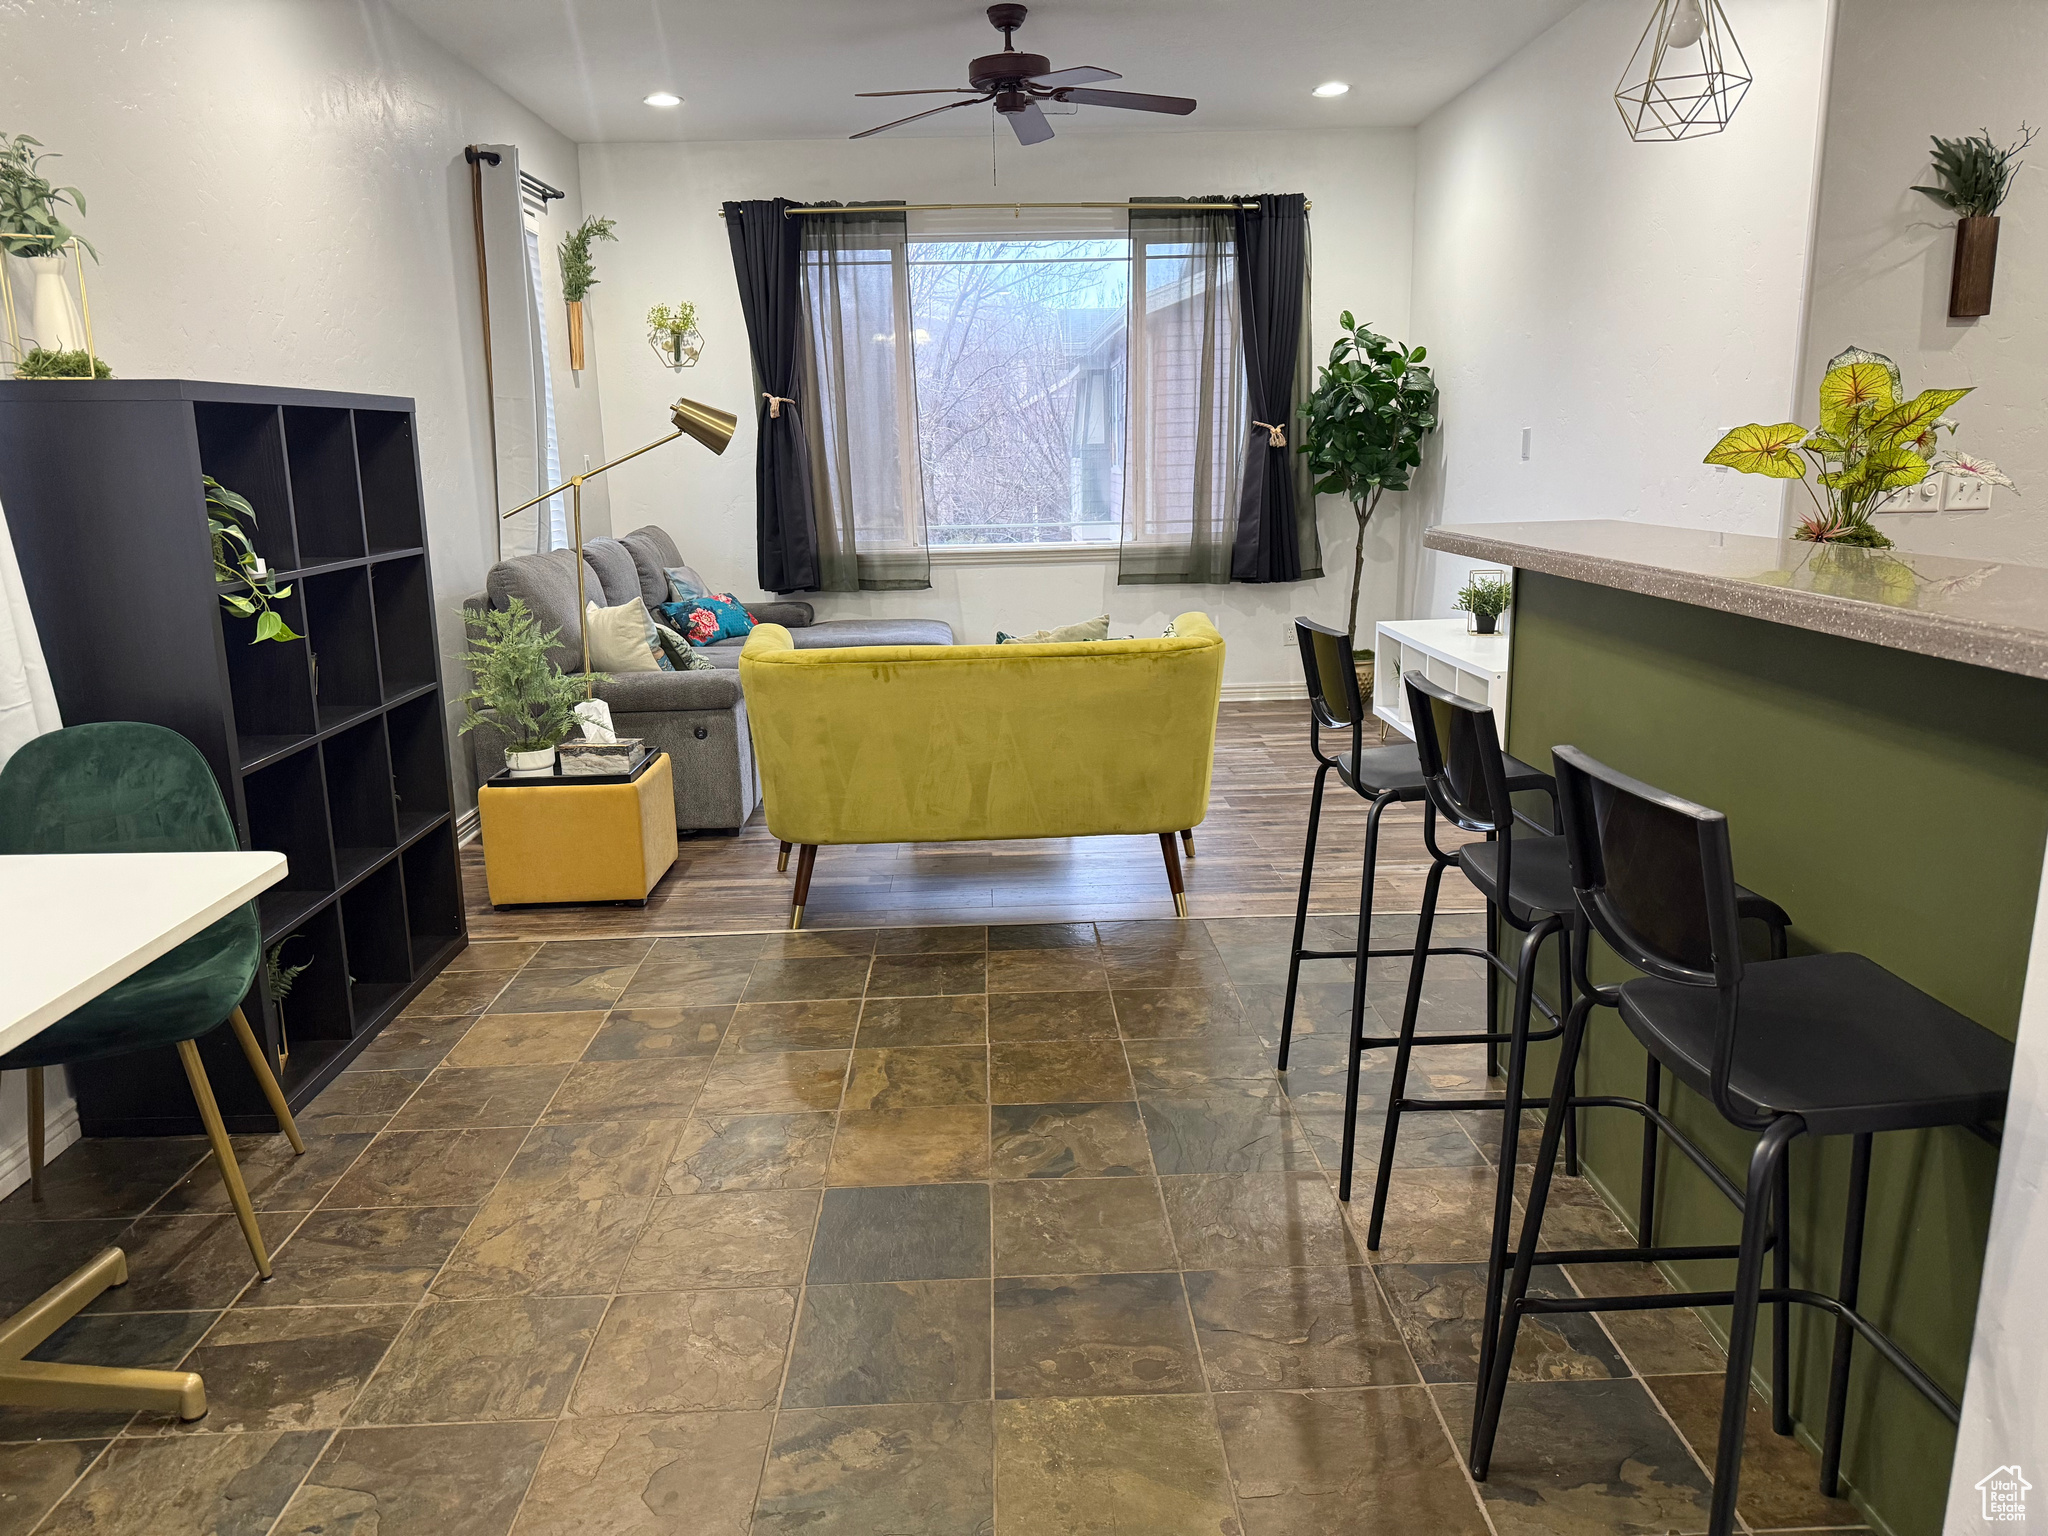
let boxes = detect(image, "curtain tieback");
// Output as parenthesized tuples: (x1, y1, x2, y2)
(1252, 420, 1287, 448)
(763, 393, 797, 419)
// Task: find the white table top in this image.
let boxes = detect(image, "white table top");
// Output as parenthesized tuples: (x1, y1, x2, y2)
(0, 852, 287, 1058)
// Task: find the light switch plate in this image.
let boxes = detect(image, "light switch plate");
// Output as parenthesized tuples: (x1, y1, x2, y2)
(1942, 472, 1994, 513)
(1891, 477, 1943, 513)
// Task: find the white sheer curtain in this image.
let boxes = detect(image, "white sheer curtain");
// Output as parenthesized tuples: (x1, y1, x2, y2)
(0, 497, 60, 768)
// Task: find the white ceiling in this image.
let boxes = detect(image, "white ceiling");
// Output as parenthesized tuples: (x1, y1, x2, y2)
(388, 0, 1586, 144)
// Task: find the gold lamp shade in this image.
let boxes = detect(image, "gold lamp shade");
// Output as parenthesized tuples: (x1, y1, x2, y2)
(672, 396, 737, 456)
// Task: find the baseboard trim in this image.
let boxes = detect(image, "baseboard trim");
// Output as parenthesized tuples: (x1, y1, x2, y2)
(1220, 683, 1306, 702)
(0, 1096, 83, 1202)
(457, 806, 481, 845)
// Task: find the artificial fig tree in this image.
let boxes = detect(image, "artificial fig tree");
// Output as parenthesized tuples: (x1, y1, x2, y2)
(1298, 314, 1439, 647)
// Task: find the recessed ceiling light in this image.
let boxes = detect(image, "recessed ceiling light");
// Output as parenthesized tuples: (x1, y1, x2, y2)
(643, 91, 683, 107)
(1312, 81, 1350, 98)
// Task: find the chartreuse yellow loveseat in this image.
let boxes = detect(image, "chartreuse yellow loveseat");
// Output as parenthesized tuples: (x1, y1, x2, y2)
(739, 613, 1225, 926)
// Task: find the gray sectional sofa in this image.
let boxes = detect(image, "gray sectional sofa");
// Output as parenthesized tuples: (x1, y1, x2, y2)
(464, 525, 952, 832)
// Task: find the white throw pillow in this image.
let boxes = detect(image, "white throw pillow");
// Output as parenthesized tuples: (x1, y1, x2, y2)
(999, 614, 1111, 644)
(584, 598, 664, 672)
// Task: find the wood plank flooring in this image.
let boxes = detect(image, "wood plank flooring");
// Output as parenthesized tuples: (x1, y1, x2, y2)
(463, 700, 1487, 941)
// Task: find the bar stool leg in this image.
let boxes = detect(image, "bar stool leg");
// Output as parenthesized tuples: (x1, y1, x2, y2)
(24, 1069, 45, 1202)
(1278, 763, 1331, 1072)
(1473, 991, 1593, 1475)
(1558, 931, 1580, 1177)
(1772, 1149, 1794, 1435)
(1637, 1056, 1662, 1242)
(1334, 793, 1391, 1203)
(1708, 1116, 1804, 1536)
(1820, 1132, 1873, 1497)
(1364, 852, 1446, 1244)
(1484, 894, 1502, 1079)
(1476, 916, 1558, 1392)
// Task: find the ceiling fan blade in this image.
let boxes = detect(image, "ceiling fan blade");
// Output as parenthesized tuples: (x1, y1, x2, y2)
(1055, 87, 1197, 115)
(1008, 100, 1056, 145)
(1028, 65, 1120, 87)
(851, 95, 989, 140)
(855, 89, 985, 97)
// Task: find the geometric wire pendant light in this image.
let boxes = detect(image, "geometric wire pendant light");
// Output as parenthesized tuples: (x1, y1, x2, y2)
(1615, 0, 1751, 141)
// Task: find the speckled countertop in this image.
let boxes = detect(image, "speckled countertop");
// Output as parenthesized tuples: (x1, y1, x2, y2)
(1426, 519, 2048, 681)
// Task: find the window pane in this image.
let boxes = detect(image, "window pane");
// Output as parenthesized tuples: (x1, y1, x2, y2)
(908, 239, 1128, 546)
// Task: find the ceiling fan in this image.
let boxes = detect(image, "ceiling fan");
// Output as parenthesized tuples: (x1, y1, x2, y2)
(851, 4, 1197, 146)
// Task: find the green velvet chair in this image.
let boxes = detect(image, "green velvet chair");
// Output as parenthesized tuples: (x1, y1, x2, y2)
(0, 722, 303, 1279)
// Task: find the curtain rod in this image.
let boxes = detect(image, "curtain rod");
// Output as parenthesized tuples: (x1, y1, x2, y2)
(712, 199, 1309, 218)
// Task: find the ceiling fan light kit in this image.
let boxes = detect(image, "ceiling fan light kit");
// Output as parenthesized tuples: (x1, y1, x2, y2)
(851, 4, 1197, 146)
(1615, 0, 1751, 142)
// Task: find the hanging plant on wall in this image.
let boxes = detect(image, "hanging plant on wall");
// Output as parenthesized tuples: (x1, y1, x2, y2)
(207, 476, 300, 642)
(1913, 124, 2035, 318)
(1705, 345, 2014, 548)
(646, 301, 703, 370)
(557, 214, 616, 372)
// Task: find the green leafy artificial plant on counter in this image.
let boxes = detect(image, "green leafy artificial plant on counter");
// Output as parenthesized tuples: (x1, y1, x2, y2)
(1705, 346, 2015, 549)
(1299, 313, 1439, 647)
(1454, 573, 1513, 632)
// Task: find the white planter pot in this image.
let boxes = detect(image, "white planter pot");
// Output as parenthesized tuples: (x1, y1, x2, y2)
(505, 746, 555, 773)
(25, 253, 84, 354)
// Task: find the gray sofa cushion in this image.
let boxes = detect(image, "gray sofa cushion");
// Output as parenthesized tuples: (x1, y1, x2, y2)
(590, 670, 741, 711)
(750, 600, 815, 628)
(485, 548, 608, 673)
(619, 525, 684, 610)
(582, 538, 644, 608)
(696, 616, 953, 669)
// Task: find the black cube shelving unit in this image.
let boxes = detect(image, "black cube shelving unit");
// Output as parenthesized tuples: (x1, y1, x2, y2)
(0, 379, 467, 1133)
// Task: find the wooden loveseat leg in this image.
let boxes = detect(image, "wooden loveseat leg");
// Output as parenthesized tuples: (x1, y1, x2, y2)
(1158, 833, 1189, 918)
(777, 841, 792, 874)
(790, 845, 817, 929)
(1180, 829, 1195, 858)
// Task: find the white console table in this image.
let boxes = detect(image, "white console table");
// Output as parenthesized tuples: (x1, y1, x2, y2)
(1371, 617, 1512, 741)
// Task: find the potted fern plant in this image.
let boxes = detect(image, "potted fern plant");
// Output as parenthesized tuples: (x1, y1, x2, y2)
(459, 598, 601, 772)
(557, 215, 615, 372)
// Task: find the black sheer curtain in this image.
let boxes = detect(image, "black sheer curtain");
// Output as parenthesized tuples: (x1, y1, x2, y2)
(725, 198, 821, 593)
(1230, 193, 1319, 583)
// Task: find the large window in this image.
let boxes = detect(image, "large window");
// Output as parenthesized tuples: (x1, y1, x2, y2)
(907, 235, 1128, 546)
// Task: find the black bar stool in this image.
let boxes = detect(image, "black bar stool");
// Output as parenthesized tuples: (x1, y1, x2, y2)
(1473, 747, 2012, 1535)
(1276, 622, 1558, 1227)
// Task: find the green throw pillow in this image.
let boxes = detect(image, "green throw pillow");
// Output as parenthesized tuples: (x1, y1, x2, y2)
(995, 614, 1111, 645)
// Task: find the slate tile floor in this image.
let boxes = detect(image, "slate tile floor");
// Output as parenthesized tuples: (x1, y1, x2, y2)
(0, 916, 1867, 1536)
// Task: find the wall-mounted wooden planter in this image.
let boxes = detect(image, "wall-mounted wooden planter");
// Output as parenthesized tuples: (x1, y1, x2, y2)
(566, 298, 587, 370)
(1949, 215, 1999, 318)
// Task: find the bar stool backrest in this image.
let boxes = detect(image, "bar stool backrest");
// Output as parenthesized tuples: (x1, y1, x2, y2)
(1294, 617, 1365, 775)
(1552, 745, 1761, 1124)
(1404, 668, 1522, 914)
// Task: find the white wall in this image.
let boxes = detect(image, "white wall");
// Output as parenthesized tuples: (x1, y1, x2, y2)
(1405, 0, 1836, 615)
(1799, 0, 2046, 567)
(0, 0, 604, 1196)
(577, 128, 1416, 692)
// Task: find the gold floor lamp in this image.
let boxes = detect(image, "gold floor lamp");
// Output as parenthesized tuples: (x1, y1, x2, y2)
(500, 396, 739, 691)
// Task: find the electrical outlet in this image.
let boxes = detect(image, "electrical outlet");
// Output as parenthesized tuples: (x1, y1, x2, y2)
(1942, 472, 1994, 513)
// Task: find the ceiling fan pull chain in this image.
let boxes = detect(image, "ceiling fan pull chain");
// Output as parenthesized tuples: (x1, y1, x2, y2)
(1253, 420, 1288, 447)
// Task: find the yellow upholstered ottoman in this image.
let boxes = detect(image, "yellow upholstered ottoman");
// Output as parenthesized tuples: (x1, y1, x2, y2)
(477, 753, 678, 906)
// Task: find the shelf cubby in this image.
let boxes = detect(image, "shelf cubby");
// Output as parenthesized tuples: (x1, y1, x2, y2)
(323, 717, 399, 888)
(303, 567, 383, 730)
(341, 860, 413, 1025)
(387, 691, 453, 841)
(223, 589, 316, 766)
(243, 748, 336, 937)
(373, 555, 438, 696)
(0, 378, 466, 1134)
(355, 409, 426, 554)
(195, 402, 298, 573)
(283, 407, 367, 565)
(402, 835, 463, 960)
(267, 905, 352, 1053)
